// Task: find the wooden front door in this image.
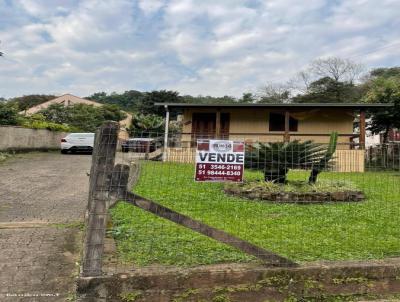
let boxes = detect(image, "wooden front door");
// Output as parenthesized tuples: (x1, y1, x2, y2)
(191, 112, 230, 143)
(192, 113, 216, 141)
(220, 112, 230, 139)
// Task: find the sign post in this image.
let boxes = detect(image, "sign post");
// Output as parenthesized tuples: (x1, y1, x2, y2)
(195, 139, 244, 182)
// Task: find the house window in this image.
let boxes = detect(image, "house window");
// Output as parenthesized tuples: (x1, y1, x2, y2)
(269, 112, 298, 132)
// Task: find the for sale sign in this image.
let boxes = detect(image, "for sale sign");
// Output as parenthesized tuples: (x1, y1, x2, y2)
(195, 139, 245, 182)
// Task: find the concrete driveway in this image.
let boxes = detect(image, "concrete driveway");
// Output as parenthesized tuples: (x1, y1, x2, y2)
(0, 152, 92, 301)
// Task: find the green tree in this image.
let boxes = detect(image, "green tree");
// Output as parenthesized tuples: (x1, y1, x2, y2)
(10, 94, 56, 111)
(87, 90, 144, 111)
(128, 114, 164, 137)
(0, 102, 20, 125)
(240, 92, 256, 103)
(363, 77, 400, 143)
(139, 90, 181, 116)
(369, 67, 400, 79)
(292, 57, 363, 103)
(99, 104, 127, 121)
(39, 103, 126, 132)
(258, 84, 291, 103)
(40, 103, 70, 124)
(181, 94, 237, 105)
(292, 77, 361, 103)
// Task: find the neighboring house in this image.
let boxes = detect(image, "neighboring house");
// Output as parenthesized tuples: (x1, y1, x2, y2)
(385, 128, 400, 143)
(20, 94, 132, 140)
(156, 102, 392, 172)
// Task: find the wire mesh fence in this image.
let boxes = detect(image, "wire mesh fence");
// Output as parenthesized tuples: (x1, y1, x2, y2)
(79, 123, 400, 300)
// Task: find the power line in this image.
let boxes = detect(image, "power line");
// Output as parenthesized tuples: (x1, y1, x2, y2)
(347, 41, 400, 60)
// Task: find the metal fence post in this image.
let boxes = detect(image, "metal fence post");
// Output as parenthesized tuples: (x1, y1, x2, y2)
(81, 121, 119, 277)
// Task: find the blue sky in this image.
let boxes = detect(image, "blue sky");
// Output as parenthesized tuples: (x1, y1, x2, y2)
(0, 0, 399, 98)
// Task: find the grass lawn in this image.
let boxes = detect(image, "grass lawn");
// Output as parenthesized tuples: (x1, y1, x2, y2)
(110, 161, 400, 266)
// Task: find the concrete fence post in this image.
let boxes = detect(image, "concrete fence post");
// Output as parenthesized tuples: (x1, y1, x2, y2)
(81, 121, 119, 277)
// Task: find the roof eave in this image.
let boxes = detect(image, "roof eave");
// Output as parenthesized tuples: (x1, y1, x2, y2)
(155, 103, 393, 109)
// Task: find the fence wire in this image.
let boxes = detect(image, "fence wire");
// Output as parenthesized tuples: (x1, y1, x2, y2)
(80, 124, 400, 301)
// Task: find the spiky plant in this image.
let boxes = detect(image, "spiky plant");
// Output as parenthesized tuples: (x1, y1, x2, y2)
(245, 133, 338, 184)
(308, 132, 338, 184)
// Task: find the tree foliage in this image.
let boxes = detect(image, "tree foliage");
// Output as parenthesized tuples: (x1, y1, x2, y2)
(129, 113, 164, 136)
(0, 102, 20, 125)
(10, 94, 56, 111)
(139, 90, 181, 116)
(292, 57, 364, 103)
(257, 83, 291, 103)
(362, 76, 400, 142)
(39, 103, 126, 132)
(87, 90, 144, 111)
(292, 77, 362, 103)
(369, 67, 400, 79)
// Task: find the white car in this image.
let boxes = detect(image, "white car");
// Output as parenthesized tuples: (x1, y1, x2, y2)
(61, 133, 95, 154)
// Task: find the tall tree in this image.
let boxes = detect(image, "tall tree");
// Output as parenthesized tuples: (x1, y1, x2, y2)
(240, 93, 256, 103)
(292, 77, 361, 103)
(86, 90, 144, 111)
(292, 57, 363, 103)
(139, 90, 181, 116)
(257, 83, 291, 103)
(310, 57, 364, 84)
(363, 77, 400, 143)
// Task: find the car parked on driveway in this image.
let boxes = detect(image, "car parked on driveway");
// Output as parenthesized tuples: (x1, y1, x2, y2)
(121, 138, 159, 153)
(61, 133, 95, 154)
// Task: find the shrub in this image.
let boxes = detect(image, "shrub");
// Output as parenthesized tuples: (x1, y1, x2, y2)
(20, 114, 73, 132)
(0, 102, 20, 125)
(245, 133, 338, 184)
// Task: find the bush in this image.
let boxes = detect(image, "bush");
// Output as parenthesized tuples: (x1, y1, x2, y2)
(0, 102, 20, 125)
(245, 133, 338, 184)
(39, 103, 126, 132)
(20, 114, 74, 132)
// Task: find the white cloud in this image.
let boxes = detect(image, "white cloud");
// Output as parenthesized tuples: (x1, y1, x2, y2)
(0, 0, 399, 98)
(138, 0, 165, 14)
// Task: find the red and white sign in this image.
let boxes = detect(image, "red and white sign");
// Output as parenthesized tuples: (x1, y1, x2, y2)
(195, 139, 245, 182)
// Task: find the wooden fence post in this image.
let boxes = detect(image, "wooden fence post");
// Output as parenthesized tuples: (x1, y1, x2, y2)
(81, 121, 119, 277)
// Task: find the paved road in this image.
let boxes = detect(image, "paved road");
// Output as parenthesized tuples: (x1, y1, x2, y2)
(0, 153, 92, 301)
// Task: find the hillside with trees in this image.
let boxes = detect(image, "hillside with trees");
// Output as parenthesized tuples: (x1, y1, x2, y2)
(1, 57, 399, 136)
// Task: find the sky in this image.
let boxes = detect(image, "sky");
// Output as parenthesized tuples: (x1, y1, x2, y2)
(0, 0, 399, 99)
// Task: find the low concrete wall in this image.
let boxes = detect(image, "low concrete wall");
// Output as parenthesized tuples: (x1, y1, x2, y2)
(0, 126, 68, 151)
(77, 259, 400, 301)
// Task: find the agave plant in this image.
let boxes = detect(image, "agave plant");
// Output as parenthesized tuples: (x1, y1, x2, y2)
(245, 132, 338, 184)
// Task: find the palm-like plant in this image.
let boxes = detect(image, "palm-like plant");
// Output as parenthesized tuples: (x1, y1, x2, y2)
(245, 132, 338, 184)
(308, 132, 338, 184)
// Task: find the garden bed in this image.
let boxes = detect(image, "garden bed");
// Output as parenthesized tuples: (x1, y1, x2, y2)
(224, 180, 365, 203)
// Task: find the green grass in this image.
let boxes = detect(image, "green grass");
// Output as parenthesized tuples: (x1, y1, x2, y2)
(110, 162, 400, 266)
